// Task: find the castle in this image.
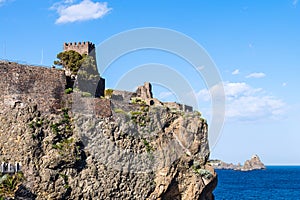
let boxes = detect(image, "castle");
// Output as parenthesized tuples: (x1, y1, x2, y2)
(63, 41, 105, 98)
(63, 41, 192, 112)
(63, 41, 95, 55)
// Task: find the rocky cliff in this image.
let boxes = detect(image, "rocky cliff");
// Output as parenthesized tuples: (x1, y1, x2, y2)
(0, 61, 217, 199)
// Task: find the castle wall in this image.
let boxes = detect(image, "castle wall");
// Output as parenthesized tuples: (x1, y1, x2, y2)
(0, 61, 66, 113)
(111, 90, 136, 102)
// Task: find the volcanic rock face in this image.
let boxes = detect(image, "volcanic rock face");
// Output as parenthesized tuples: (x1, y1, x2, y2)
(0, 62, 217, 199)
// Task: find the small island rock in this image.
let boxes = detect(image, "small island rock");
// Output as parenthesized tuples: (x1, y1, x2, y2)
(209, 154, 266, 171)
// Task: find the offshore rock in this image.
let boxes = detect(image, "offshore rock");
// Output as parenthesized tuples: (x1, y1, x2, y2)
(210, 154, 266, 171)
(241, 154, 266, 171)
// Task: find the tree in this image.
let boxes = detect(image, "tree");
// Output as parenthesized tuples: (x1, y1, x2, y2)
(54, 50, 84, 75)
(54, 50, 101, 95)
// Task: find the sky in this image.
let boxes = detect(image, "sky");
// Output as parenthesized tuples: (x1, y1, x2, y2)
(1, 0, 300, 165)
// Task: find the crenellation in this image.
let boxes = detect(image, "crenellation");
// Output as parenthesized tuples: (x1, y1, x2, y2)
(63, 41, 95, 55)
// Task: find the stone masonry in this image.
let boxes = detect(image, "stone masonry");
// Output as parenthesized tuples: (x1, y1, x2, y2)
(0, 61, 66, 113)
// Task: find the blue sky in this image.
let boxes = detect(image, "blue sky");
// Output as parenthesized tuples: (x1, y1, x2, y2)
(1, 0, 300, 165)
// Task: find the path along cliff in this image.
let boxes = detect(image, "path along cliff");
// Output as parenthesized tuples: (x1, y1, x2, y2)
(0, 61, 217, 199)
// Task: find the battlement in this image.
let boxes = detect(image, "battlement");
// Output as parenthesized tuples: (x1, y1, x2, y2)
(63, 41, 95, 55)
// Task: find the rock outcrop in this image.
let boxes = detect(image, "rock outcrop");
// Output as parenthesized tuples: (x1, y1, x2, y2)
(210, 154, 266, 171)
(241, 155, 266, 171)
(0, 62, 217, 199)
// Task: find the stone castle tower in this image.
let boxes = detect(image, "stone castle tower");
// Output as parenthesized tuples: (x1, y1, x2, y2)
(63, 41, 105, 97)
(63, 41, 95, 55)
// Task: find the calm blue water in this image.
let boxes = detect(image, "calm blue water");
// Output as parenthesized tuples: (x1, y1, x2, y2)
(214, 166, 300, 200)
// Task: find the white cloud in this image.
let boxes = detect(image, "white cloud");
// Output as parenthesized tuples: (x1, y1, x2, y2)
(282, 82, 287, 87)
(197, 82, 286, 121)
(51, 0, 112, 24)
(246, 72, 266, 79)
(232, 69, 239, 75)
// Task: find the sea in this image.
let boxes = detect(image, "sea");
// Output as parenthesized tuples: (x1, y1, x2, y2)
(214, 166, 300, 200)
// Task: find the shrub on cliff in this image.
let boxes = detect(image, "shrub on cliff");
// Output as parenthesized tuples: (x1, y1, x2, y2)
(0, 172, 24, 198)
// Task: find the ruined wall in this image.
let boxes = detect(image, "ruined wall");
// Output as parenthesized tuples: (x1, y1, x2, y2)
(164, 102, 193, 112)
(111, 90, 136, 102)
(0, 61, 66, 113)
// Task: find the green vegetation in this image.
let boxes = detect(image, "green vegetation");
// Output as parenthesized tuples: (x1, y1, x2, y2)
(28, 117, 45, 140)
(114, 108, 126, 114)
(0, 172, 25, 197)
(28, 118, 43, 129)
(131, 97, 147, 105)
(51, 123, 59, 135)
(54, 50, 100, 80)
(130, 111, 143, 116)
(51, 108, 73, 135)
(50, 108, 82, 163)
(130, 106, 150, 127)
(105, 89, 114, 98)
(114, 108, 131, 121)
(192, 164, 212, 179)
(52, 138, 74, 150)
(194, 111, 202, 117)
(142, 138, 153, 153)
(59, 173, 70, 190)
(54, 50, 84, 75)
(65, 88, 73, 94)
(81, 92, 92, 98)
(73, 87, 80, 92)
(52, 137, 81, 162)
